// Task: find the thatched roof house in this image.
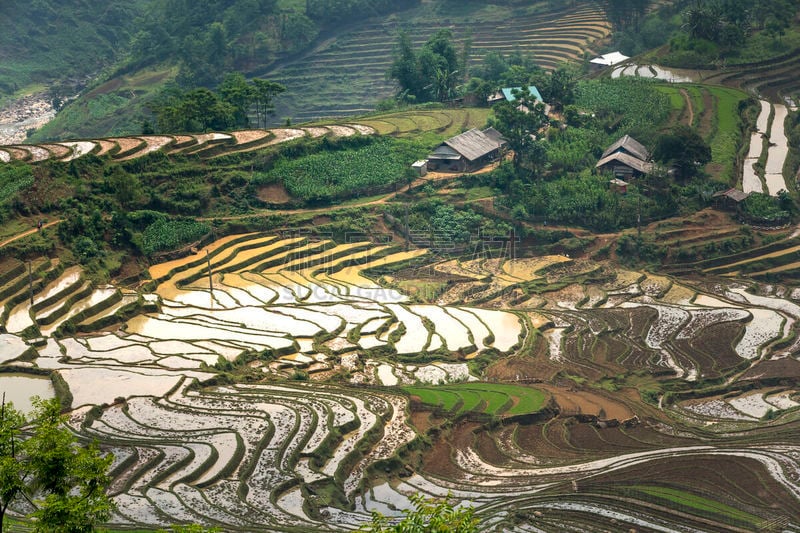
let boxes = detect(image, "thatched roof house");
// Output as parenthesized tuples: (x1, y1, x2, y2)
(427, 127, 507, 172)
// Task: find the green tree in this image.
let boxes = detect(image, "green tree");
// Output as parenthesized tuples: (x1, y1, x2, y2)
(250, 78, 286, 128)
(361, 493, 479, 532)
(652, 125, 711, 179)
(389, 29, 461, 102)
(219, 72, 255, 128)
(491, 87, 548, 173)
(390, 30, 423, 101)
(547, 65, 577, 111)
(0, 397, 114, 532)
(682, 2, 723, 41)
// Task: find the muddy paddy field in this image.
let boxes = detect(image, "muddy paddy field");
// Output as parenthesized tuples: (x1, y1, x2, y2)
(1, 233, 800, 531)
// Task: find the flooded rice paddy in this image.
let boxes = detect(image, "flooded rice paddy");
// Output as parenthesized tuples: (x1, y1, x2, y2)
(1, 234, 800, 529)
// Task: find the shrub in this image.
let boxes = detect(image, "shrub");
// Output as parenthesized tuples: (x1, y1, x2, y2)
(141, 218, 210, 255)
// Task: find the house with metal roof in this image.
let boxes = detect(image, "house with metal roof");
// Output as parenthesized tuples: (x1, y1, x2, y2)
(487, 86, 551, 115)
(427, 127, 507, 172)
(590, 51, 630, 70)
(596, 152, 653, 178)
(488, 86, 544, 104)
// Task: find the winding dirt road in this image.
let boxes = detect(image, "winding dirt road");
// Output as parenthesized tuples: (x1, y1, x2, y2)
(0, 219, 62, 248)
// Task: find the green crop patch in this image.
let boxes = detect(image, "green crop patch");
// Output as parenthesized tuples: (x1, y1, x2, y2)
(631, 485, 762, 526)
(253, 137, 425, 202)
(404, 383, 547, 416)
(0, 164, 34, 207)
(141, 218, 211, 256)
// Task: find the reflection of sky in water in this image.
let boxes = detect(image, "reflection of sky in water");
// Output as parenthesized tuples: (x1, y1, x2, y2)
(615, 63, 698, 83)
(0, 374, 56, 414)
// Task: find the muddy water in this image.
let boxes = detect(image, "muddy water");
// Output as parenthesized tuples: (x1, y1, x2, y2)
(613, 64, 703, 83)
(742, 100, 771, 193)
(765, 104, 789, 196)
(0, 374, 55, 414)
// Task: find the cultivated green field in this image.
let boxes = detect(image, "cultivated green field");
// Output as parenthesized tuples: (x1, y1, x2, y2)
(404, 382, 548, 416)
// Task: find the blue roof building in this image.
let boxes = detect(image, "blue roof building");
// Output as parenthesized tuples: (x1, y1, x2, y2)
(501, 86, 543, 102)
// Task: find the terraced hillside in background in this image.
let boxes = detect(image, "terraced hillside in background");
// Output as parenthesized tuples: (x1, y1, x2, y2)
(2, 230, 800, 530)
(0, 125, 369, 164)
(0, 108, 495, 165)
(262, 2, 610, 123)
(703, 49, 800, 109)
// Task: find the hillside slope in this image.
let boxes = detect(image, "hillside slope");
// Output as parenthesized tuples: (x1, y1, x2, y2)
(0, 0, 147, 98)
(262, 1, 610, 123)
(23, 0, 610, 140)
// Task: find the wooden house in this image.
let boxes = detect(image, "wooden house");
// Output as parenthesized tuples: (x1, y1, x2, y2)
(596, 135, 652, 179)
(602, 135, 650, 162)
(712, 188, 750, 211)
(427, 128, 507, 172)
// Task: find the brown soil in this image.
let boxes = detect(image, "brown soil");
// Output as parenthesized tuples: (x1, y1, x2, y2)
(111, 137, 144, 155)
(231, 130, 270, 144)
(584, 454, 800, 520)
(739, 357, 800, 381)
(3, 147, 30, 160)
(679, 88, 694, 125)
(111, 255, 146, 286)
(699, 87, 715, 137)
(0, 256, 20, 276)
(94, 140, 117, 156)
(485, 353, 560, 382)
(257, 183, 292, 204)
(39, 143, 71, 159)
(535, 384, 635, 421)
(409, 410, 437, 434)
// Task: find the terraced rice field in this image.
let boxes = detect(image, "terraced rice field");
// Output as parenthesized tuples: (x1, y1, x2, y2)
(704, 51, 800, 110)
(0, 107, 497, 166)
(2, 234, 800, 530)
(260, 3, 610, 123)
(0, 124, 378, 165)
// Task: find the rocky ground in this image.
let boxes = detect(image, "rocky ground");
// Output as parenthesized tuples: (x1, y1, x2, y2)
(0, 93, 55, 145)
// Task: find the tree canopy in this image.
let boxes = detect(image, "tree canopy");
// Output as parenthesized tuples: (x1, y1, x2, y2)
(491, 87, 549, 173)
(361, 493, 479, 532)
(389, 29, 463, 103)
(149, 74, 286, 133)
(652, 125, 711, 179)
(0, 397, 114, 532)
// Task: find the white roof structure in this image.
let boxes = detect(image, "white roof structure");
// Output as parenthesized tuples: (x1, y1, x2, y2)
(590, 51, 630, 66)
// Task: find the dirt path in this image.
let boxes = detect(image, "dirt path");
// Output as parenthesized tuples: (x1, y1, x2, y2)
(0, 219, 62, 248)
(679, 88, 694, 126)
(698, 87, 714, 136)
